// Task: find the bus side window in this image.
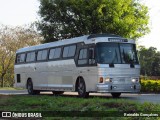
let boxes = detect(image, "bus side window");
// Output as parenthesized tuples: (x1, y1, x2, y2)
(37, 50, 48, 61)
(63, 45, 76, 58)
(54, 48, 61, 58)
(30, 52, 36, 62)
(26, 53, 31, 62)
(20, 54, 26, 63)
(49, 47, 61, 59)
(68, 45, 76, 57)
(78, 49, 88, 65)
(37, 51, 43, 61)
(26, 52, 36, 62)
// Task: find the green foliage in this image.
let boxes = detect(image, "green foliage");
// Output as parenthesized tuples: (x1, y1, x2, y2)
(38, 0, 149, 43)
(138, 46, 160, 76)
(141, 79, 160, 93)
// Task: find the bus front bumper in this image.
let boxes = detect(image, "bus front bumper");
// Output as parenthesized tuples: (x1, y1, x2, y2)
(97, 83, 141, 93)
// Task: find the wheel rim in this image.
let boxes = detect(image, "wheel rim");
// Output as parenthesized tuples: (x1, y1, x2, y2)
(78, 81, 84, 95)
(28, 82, 32, 93)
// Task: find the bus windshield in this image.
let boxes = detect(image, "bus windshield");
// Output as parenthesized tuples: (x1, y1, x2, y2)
(96, 43, 139, 64)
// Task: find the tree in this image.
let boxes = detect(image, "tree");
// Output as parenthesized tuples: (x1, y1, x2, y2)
(38, 0, 149, 43)
(151, 51, 160, 76)
(138, 46, 160, 76)
(0, 24, 43, 87)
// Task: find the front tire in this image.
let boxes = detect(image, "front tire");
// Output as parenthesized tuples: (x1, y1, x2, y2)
(77, 78, 89, 98)
(111, 93, 121, 98)
(27, 80, 40, 95)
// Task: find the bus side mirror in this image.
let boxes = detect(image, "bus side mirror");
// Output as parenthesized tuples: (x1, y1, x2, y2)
(89, 49, 94, 59)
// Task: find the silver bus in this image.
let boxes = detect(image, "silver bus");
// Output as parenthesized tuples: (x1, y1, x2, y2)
(14, 34, 141, 98)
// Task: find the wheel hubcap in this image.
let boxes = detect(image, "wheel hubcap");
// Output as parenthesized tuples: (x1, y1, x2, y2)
(28, 83, 32, 93)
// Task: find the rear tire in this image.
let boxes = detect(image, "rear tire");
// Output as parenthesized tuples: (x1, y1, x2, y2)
(77, 78, 89, 98)
(52, 91, 64, 95)
(27, 80, 40, 95)
(111, 93, 121, 98)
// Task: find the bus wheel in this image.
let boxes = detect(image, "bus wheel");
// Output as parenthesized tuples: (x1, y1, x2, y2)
(111, 93, 121, 98)
(27, 80, 40, 95)
(77, 78, 89, 98)
(52, 91, 64, 95)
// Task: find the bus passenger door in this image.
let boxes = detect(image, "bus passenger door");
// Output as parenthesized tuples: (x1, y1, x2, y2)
(76, 46, 90, 90)
(76, 45, 97, 92)
(88, 47, 97, 92)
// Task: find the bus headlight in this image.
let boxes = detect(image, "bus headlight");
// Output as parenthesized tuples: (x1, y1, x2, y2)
(131, 78, 139, 83)
(105, 77, 110, 82)
(105, 77, 112, 82)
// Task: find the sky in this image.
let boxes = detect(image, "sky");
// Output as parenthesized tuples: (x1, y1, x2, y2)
(0, 0, 160, 51)
(138, 0, 160, 51)
(0, 0, 39, 26)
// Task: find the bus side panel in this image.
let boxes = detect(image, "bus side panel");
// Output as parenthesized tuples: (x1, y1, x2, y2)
(14, 64, 27, 88)
(47, 60, 75, 91)
(47, 60, 63, 89)
(34, 62, 48, 89)
(86, 67, 98, 92)
(61, 59, 75, 90)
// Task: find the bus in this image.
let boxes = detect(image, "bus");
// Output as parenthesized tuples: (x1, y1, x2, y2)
(14, 34, 141, 98)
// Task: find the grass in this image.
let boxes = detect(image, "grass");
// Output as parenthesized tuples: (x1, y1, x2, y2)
(0, 95, 160, 119)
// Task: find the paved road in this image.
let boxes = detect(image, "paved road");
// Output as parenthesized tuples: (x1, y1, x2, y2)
(0, 90, 27, 95)
(0, 90, 160, 103)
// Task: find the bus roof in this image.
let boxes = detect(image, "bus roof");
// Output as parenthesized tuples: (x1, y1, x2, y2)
(16, 34, 135, 53)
